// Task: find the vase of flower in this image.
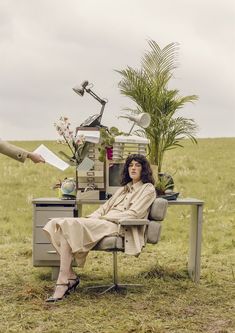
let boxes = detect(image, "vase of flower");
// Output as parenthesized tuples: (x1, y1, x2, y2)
(54, 116, 90, 194)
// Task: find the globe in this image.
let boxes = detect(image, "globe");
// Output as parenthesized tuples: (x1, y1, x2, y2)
(61, 178, 76, 198)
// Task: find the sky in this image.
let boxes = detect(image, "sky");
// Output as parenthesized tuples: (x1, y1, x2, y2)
(0, 0, 234, 141)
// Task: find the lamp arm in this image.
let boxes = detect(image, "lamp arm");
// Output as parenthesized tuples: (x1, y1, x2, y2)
(85, 88, 106, 106)
(85, 88, 107, 121)
(99, 103, 106, 119)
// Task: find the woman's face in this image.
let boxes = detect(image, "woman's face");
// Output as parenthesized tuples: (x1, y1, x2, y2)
(128, 159, 142, 183)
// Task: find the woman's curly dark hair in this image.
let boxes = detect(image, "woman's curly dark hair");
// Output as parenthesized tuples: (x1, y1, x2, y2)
(120, 154, 155, 186)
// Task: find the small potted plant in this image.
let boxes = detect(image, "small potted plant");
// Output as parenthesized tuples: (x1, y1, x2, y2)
(155, 173, 179, 200)
(98, 126, 122, 162)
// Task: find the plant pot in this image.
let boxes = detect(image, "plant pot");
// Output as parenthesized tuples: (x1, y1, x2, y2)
(156, 189, 165, 196)
(156, 191, 180, 201)
(106, 147, 113, 160)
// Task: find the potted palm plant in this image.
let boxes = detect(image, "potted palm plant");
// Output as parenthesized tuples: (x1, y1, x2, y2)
(116, 40, 198, 195)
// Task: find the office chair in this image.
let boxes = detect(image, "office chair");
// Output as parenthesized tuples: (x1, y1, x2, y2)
(87, 197, 168, 294)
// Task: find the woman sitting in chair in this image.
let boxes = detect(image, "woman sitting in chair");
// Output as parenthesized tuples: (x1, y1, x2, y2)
(44, 154, 156, 302)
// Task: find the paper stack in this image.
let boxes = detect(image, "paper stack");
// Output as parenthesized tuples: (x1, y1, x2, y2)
(76, 130, 100, 144)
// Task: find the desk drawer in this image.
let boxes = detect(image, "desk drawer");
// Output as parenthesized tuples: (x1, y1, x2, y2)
(34, 208, 74, 227)
(35, 227, 50, 244)
(77, 170, 104, 177)
(78, 182, 104, 189)
(33, 243, 60, 261)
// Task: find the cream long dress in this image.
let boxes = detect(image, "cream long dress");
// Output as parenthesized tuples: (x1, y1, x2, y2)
(43, 181, 156, 267)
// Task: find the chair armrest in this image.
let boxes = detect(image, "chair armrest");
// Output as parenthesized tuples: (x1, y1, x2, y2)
(119, 218, 149, 226)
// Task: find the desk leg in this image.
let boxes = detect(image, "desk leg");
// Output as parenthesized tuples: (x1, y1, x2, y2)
(188, 205, 203, 282)
(77, 204, 82, 217)
(51, 267, 59, 280)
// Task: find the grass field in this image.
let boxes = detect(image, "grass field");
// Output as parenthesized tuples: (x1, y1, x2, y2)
(0, 138, 234, 333)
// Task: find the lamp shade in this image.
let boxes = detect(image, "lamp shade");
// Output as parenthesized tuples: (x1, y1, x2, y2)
(72, 81, 89, 96)
(128, 113, 151, 128)
(72, 86, 85, 96)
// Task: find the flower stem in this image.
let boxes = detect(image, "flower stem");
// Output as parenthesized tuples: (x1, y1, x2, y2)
(62, 134, 75, 156)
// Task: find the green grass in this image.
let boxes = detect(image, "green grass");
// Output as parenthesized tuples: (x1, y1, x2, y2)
(0, 138, 234, 333)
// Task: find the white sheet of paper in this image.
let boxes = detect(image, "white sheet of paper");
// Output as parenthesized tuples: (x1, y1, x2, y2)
(76, 130, 100, 144)
(33, 144, 70, 171)
(77, 157, 94, 171)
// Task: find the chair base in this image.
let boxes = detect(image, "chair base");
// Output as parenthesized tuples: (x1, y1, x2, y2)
(85, 251, 143, 294)
(85, 283, 143, 295)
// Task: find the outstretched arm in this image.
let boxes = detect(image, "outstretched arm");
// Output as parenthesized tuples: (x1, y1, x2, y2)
(0, 140, 45, 163)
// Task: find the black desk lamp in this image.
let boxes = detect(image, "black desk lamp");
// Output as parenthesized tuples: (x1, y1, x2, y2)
(73, 81, 107, 127)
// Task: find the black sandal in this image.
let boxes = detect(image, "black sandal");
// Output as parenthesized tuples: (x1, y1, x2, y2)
(68, 277, 80, 293)
(45, 283, 70, 303)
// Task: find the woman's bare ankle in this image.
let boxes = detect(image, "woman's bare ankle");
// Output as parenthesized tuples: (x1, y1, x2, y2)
(68, 269, 77, 280)
(57, 270, 69, 285)
(52, 284, 69, 299)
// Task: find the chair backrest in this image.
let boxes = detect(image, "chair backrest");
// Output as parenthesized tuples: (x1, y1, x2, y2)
(147, 198, 168, 244)
(149, 197, 168, 221)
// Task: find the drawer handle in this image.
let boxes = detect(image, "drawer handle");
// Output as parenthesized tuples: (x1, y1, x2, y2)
(47, 251, 57, 254)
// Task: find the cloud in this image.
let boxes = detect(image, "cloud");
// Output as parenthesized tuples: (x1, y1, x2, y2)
(0, 0, 234, 140)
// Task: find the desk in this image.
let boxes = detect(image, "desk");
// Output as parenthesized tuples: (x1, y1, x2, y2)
(32, 197, 204, 282)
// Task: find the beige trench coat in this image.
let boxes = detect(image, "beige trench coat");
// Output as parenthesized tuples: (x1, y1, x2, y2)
(0, 139, 28, 162)
(43, 181, 156, 267)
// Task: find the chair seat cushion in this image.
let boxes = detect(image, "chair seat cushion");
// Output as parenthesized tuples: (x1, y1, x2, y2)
(93, 235, 124, 251)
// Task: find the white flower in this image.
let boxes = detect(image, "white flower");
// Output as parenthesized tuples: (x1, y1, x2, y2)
(75, 134, 85, 145)
(54, 117, 75, 142)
